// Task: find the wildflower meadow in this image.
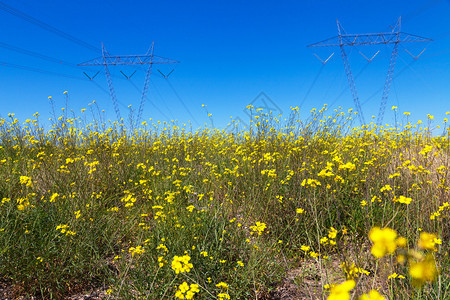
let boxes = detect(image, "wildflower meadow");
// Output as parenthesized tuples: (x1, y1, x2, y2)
(0, 100, 448, 299)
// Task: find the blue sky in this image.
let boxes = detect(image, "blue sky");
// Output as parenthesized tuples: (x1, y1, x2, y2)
(0, 0, 449, 130)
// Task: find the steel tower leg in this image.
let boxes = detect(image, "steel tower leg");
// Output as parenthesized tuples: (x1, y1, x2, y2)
(102, 44, 121, 122)
(137, 42, 155, 124)
(377, 42, 399, 127)
(306, 17, 430, 128)
(337, 20, 365, 126)
(377, 19, 401, 127)
(339, 45, 366, 126)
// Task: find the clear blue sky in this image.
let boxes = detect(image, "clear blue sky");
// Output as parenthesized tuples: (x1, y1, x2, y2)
(0, 0, 449, 130)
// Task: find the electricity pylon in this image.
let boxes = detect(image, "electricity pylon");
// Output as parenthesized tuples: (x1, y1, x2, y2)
(308, 17, 431, 126)
(79, 43, 179, 123)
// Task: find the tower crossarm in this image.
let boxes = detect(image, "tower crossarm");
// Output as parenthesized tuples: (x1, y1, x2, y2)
(307, 32, 431, 47)
(78, 55, 179, 66)
(78, 43, 179, 123)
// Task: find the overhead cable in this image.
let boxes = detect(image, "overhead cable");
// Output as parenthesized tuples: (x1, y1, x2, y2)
(0, 1, 100, 53)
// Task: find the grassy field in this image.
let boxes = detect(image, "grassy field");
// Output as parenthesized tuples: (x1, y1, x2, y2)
(0, 104, 448, 299)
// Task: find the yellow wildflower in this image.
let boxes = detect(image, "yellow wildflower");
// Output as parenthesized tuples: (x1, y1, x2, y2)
(339, 162, 356, 171)
(327, 279, 355, 300)
(358, 290, 385, 300)
(217, 293, 230, 300)
(369, 227, 397, 258)
(380, 185, 392, 192)
(418, 232, 438, 251)
(393, 195, 412, 205)
(129, 246, 145, 257)
(328, 227, 338, 239)
(19, 176, 33, 187)
(250, 221, 267, 235)
(300, 245, 310, 252)
(409, 254, 438, 287)
(388, 273, 406, 279)
(175, 282, 199, 299)
(216, 282, 228, 289)
(49, 193, 59, 202)
(171, 255, 193, 274)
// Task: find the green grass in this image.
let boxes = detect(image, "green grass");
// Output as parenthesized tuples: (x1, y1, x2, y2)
(0, 106, 448, 299)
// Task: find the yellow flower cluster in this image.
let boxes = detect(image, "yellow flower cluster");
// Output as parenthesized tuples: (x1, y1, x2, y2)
(19, 175, 33, 187)
(418, 232, 440, 251)
(419, 145, 433, 156)
(320, 227, 338, 246)
(128, 246, 145, 257)
(369, 227, 440, 288)
(327, 279, 355, 300)
(171, 255, 193, 274)
(121, 192, 137, 208)
(2, 105, 450, 298)
(216, 282, 230, 300)
(340, 262, 370, 280)
(338, 162, 356, 171)
(393, 195, 412, 205)
(55, 224, 76, 236)
(249, 221, 267, 235)
(49, 193, 59, 203)
(388, 273, 406, 279)
(409, 254, 438, 287)
(358, 290, 385, 300)
(368, 227, 400, 258)
(430, 202, 449, 220)
(175, 282, 199, 299)
(16, 197, 30, 211)
(301, 178, 321, 188)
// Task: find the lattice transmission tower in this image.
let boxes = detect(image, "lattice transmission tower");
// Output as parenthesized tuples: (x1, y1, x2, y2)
(79, 42, 179, 123)
(308, 17, 431, 126)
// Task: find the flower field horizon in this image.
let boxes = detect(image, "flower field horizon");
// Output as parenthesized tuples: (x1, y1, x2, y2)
(0, 103, 448, 299)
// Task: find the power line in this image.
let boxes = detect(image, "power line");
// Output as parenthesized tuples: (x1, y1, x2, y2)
(308, 0, 445, 118)
(333, 36, 442, 111)
(0, 41, 77, 67)
(149, 80, 176, 120)
(403, 0, 443, 23)
(88, 79, 129, 109)
(308, 17, 432, 126)
(0, 40, 133, 82)
(0, 38, 146, 82)
(0, 58, 133, 111)
(0, 39, 171, 115)
(126, 78, 172, 121)
(0, 40, 133, 83)
(358, 40, 443, 108)
(361, 60, 416, 106)
(0, 1, 100, 53)
(164, 78, 200, 126)
(300, 63, 325, 109)
(0, 60, 85, 80)
(78, 43, 179, 123)
(328, 60, 372, 110)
